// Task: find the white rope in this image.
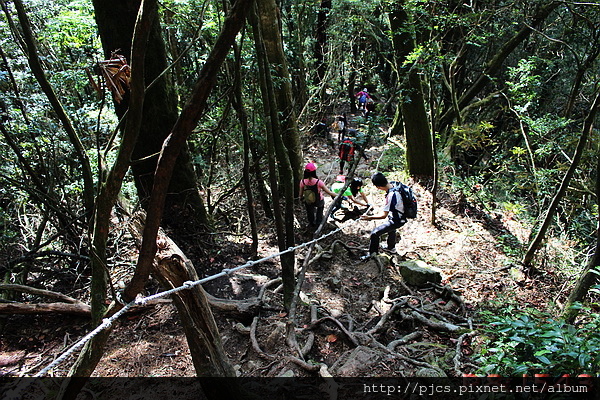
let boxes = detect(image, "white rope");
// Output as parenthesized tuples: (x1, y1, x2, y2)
(32, 227, 342, 378)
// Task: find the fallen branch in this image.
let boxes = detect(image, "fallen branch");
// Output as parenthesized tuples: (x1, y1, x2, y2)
(205, 292, 261, 323)
(0, 283, 85, 305)
(0, 302, 91, 316)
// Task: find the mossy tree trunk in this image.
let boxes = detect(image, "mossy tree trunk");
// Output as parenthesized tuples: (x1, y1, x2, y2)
(251, 3, 296, 309)
(255, 0, 304, 188)
(388, 1, 434, 177)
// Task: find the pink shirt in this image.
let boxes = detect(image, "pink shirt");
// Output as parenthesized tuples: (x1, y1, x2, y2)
(299, 178, 326, 201)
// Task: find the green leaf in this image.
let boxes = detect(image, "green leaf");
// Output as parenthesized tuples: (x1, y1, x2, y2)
(537, 355, 552, 365)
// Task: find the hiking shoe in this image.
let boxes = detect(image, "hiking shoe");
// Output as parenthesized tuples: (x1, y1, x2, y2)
(382, 247, 397, 254)
(359, 253, 372, 261)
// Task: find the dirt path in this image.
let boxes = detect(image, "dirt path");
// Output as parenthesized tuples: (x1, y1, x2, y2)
(1, 121, 563, 379)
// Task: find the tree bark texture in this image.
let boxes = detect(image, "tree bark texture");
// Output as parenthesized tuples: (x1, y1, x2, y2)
(255, 0, 304, 188)
(388, 2, 434, 177)
(251, 5, 296, 309)
(92, 0, 208, 228)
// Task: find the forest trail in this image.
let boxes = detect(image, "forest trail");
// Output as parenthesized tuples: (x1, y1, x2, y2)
(1, 117, 564, 379)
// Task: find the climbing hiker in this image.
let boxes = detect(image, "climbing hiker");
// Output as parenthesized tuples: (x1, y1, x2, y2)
(299, 162, 337, 228)
(330, 176, 371, 216)
(338, 129, 368, 175)
(359, 172, 407, 259)
(333, 113, 347, 143)
(355, 88, 371, 111)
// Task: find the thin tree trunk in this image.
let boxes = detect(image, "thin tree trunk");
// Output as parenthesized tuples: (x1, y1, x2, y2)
(61, 3, 252, 397)
(249, 140, 273, 219)
(123, 0, 254, 306)
(564, 47, 600, 118)
(251, 4, 296, 309)
(315, 0, 331, 83)
(562, 143, 600, 323)
(348, 45, 358, 114)
(232, 42, 259, 256)
(522, 91, 600, 267)
(57, 3, 156, 398)
(11, 0, 95, 217)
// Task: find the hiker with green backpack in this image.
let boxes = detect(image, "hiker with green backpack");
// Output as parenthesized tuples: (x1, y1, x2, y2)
(299, 163, 337, 229)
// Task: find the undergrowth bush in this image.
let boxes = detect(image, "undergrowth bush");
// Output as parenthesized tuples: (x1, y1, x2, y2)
(477, 304, 600, 376)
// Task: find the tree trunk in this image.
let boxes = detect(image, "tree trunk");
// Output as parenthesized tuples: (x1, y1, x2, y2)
(255, 0, 303, 188)
(12, 0, 95, 217)
(251, 5, 296, 309)
(562, 230, 600, 323)
(125, 214, 243, 398)
(522, 91, 600, 267)
(59, 3, 156, 397)
(315, 0, 331, 83)
(348, 45, 358, 114)
(91, 0, 208, 229)
(564, 46, 600, 118)
(122, 0, 254, 306)
(232, 44, 259, 256)
(388, 1, 434, 177)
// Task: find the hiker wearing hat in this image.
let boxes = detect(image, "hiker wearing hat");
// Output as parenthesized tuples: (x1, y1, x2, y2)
(299, 163, 337, 228)
(359, 172, 406, 259)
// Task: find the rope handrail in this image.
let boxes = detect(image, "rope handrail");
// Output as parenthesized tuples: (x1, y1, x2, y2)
(32, 226, 342, 378)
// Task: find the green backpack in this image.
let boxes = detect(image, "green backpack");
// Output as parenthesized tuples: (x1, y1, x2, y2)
(302, 179, 320, 205)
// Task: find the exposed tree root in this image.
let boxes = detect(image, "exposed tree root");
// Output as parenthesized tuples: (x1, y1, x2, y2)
(303, 316, 359, 347)
(453, 330, 475, 375)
